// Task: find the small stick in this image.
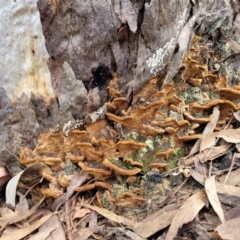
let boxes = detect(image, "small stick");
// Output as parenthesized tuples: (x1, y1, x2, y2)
(223, 152, 236, 185)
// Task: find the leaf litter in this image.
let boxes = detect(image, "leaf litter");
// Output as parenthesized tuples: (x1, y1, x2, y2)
(2, 36, 240, 239)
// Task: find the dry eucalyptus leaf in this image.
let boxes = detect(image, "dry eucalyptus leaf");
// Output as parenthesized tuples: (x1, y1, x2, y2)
(215, 183, 240, 198)
(205, 175, 225, 224)
(117, 227, 146, 240)
(38, 210, 65, 240)
(190, 105, 220, 155)
(200, 132, 218, 152)
(233, 110, 240, 122)
(89, 211, 98, 228)
(215, 216, 240, 240)
(73, 208, 92, 220)
(191, 169, 240, 199)
(28, 227, 56, 240)
(15, 191, 29, 216)
(0, 196, 45, 227)
(165, 189, 207, 240)
(132, 204, 178, 238)
(73, 226, 97, 240)
(51, 172, 88, 211)
(6, 163, 45, 208)
(219, 168, 240, 186)
(217, 128, 240, 143)
(82, 203, 136, 226)
(0, 213, 54, 240)
(180, 144, 233, 165)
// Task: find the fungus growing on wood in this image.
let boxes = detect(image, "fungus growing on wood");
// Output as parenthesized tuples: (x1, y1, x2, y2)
(102, 158, 141, 176)
(59, 174, 73, 187)
(107, 72, 121, 98)
(188, 78, 202, 87)
(116, 140, 145, 157)
(219, 88, 240, 101)
(78, 161, 112, 178)
(142, 124, 165, 136)
(20, 149, 62, 166)
(126, 176, 137, 183)
(74, 182, 112, 193)
(155, 149, 174, 158)
(123, 158, 143, 168)
(85, 119, 109, 138)
(106, 99, 165, 132)
(179, 134, 202, 141)
(66, 154, 84, 163)
(150, 159, 168, 169)
(41, 186, 63, 198)
(115, 192, 145, 207)
(106, 97, 128, 114)
(182, 55, 208, 84)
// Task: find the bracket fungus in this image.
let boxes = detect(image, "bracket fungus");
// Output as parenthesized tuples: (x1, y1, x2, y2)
(17, 35, 240, 210)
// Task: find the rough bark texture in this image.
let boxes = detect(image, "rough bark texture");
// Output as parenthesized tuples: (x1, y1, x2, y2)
(0, 0, 239, 174)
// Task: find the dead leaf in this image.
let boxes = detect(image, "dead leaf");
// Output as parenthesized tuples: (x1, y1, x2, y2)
(180, 144, 233, 165)
(215, 182, 240, 198)
(191, 169, 240, 199)
(200, 132, 218, 152)
(205, 176, 225, 223)
(215, 216, 240, 240)
(28, 227, 56, 240)
(15, 192, 29, 216)
(82, 203, 136, 227)
(165, 189, 207, 240)
(73, 208, 92, 220)
(0, 213, 55, 240)
(132, 204, 178, 238)
(190, 105, 220, 155)
(233, 110, 240, 122)
(225, 205, 240, 221)
(117, 227, 146, 240)
(0, 196, 45, 226)
(89, 211, 98, 228)
(38, 210, 65, 240)
(73, 226, 97, 240)
(217, 128, 240, 143)
(6, 164, 45, 208)
(219, 168, 240, 186)
(190, 169, 205, 185)
(52, 172, 88, 211)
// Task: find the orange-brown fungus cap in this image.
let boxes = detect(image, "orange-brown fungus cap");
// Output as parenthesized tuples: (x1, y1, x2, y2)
(142, 124, 165, 136)
(156, 148, 174, 158)
(115, 192, 145, 207)
(123, 158, 143, 168)
(188, 78, 202, 87)
(116, 140, 145, 156)
(74, 183, 96, 193)
(126, 176, 137, 183)
(150, 159, 167, 169)
(78, 161, 112, 176)
(85, 119, 108, 138)
(102, 159, 141, 176)
(219, 88, 240, 101)
(66, 154, 85, 163)
(41, 186, 63, 198)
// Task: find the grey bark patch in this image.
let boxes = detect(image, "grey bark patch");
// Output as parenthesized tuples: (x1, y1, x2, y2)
(58, 62, 87, 119)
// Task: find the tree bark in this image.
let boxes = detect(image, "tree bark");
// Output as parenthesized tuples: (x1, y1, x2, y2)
(0, 0, 239, 174)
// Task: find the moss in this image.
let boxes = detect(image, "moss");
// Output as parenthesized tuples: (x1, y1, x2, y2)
(166, 146, 187, 170)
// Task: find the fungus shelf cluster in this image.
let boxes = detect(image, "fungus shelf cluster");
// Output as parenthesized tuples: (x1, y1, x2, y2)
(19, 36, 240, 208)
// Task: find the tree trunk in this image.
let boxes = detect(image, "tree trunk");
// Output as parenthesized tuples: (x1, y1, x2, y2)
(0, 0, 239, 174)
